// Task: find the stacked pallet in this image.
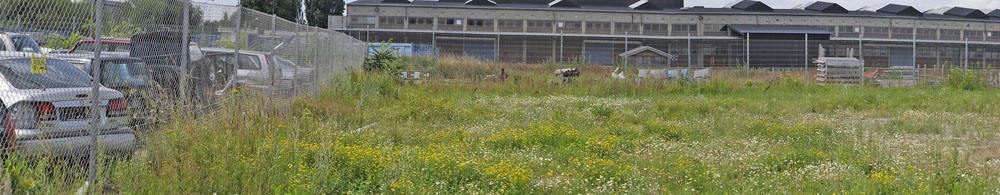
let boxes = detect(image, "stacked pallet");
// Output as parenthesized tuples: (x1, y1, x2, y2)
(815, 57, 863, 85)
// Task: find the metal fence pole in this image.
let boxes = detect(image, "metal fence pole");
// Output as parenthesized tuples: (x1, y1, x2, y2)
(965, 38, 969, 74)
(312, 27, 319, 98)
(493, 30, 503, 75)
(560, 30, 564, 70)
(180, 0, 190, 116)
(805, 33, 809, 77)
(688, 32, 692, 77)
(232, 5, 242, 92)
(431, 30, 436, 78)
(624, 31, 629, 80)
(294, 23, 300, 96)
(745, 33, 750, 80)
(268, 14, 277, 104)
(86, 0, 105, 187)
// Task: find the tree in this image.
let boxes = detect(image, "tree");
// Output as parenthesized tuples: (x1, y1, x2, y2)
(241, 0, 300, 25)
(306, 0, 346, 28)
(241, 0, 344, 28)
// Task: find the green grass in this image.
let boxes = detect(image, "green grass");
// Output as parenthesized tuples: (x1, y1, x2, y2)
(4, 71, 1000, 194)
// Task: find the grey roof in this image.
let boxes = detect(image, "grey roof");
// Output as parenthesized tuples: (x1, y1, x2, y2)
(724, 25, 832, 35)
(943, 7, 988, 19)
(619, 46, 672, 58)
(990, 10, 1000, 18)
(878, 4, 922, 16)
(348, 0, 1000, 23)
(802, 1, 848, 14)
(729, 1, 772, 12)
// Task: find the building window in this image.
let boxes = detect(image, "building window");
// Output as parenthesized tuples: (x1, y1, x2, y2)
(349, 16, 375, 24)
(988, 31, 1000, 39)
(891, 27, 913, 37)
(940, 29, 961, 37)
(615, 23, 640, 32)
(527, 20, 552, 29)
(498, 20, 522, 28)
(672, 24, 697, 32)
(703, 24, 726, 33)
(839, 26, 860, 33)
(963, 30, 983, 38)
(408, 17, 434, 25)
(865, 27, 888, 34)
(468, 19, 492, 27)
(643, 23, 669, 33)
(822, 26, 836, 33)
(379, 17, 405, 25)
(557, 21, 582, 29)
(916, 28, 937, 36)
(439, 18, 463, 26)
(586, 22, 611, 30)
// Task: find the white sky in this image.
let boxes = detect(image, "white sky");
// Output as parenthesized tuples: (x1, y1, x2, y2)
(193, 0, 1000, 13)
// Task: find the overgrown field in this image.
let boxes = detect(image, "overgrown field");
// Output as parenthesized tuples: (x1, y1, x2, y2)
(7, 70, 1000, 194)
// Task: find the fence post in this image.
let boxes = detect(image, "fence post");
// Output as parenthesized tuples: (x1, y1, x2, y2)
(688, 32, 692, 77)
(745, 33, 750, 80)
(624, 31, 629, 81)
(180, 0, 190, 117)
(431, 30, 436, 79)
(312, 27, 319, 98)
(965, 38, 969, 74)
(560, 30, 564, 70)
(86, 0, 106, 187)
(805, 33, 809, 78)
(493, 30, 503, 75)
(294, 23, 300, 96)
(269, 14, 277, 106)
(232, 4, 242, 92)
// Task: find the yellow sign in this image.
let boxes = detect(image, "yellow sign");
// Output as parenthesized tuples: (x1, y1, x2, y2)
(30, 53, 47, 74)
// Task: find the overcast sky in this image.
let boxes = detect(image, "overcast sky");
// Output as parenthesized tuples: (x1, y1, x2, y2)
(192, 0, 1000, 12)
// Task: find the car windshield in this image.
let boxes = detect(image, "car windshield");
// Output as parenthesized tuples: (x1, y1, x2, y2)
(0, 59, 92, 89)
(11, 36, 41, 53)
(101, 59, 153, 87)
(71, 42, 131, 53)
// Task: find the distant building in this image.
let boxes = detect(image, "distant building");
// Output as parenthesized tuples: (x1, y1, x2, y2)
(336, 0, 1000, 68)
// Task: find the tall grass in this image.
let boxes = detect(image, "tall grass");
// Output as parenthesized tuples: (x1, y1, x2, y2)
(3, 63, 1000, 193)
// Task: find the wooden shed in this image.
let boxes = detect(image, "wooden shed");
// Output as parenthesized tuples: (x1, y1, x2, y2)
(619, 46, 673, 67)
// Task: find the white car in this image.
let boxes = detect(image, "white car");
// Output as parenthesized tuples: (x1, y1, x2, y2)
(0, 54, 136, 158)
(201, 48, 315, 96)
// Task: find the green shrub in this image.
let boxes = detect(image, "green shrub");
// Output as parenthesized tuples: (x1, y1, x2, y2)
(364, 40, 401, 72)
(946, 67, 987, 90)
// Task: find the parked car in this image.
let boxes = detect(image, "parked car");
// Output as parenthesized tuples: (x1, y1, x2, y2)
(0, 54, 136, 158)
(0, 33, 42, 53)
(66, 38, 132, 56)
(201, 48, 315, 96)
(66, 34, 218, 103)
(48, 54, 162, 127)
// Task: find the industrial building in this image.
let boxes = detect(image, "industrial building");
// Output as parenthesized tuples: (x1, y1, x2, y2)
(332, 0, 1000, 68)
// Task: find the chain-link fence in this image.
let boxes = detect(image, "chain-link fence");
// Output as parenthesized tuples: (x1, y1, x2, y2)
(343, 27, 1000, 86)
(0, 0, 364, 192)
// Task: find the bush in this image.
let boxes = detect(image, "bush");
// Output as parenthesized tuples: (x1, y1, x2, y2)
(364, 40, 401, 72)
(945, 67, 987, 90)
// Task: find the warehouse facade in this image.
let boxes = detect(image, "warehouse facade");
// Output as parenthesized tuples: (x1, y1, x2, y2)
(333, 0, 1000, 68)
